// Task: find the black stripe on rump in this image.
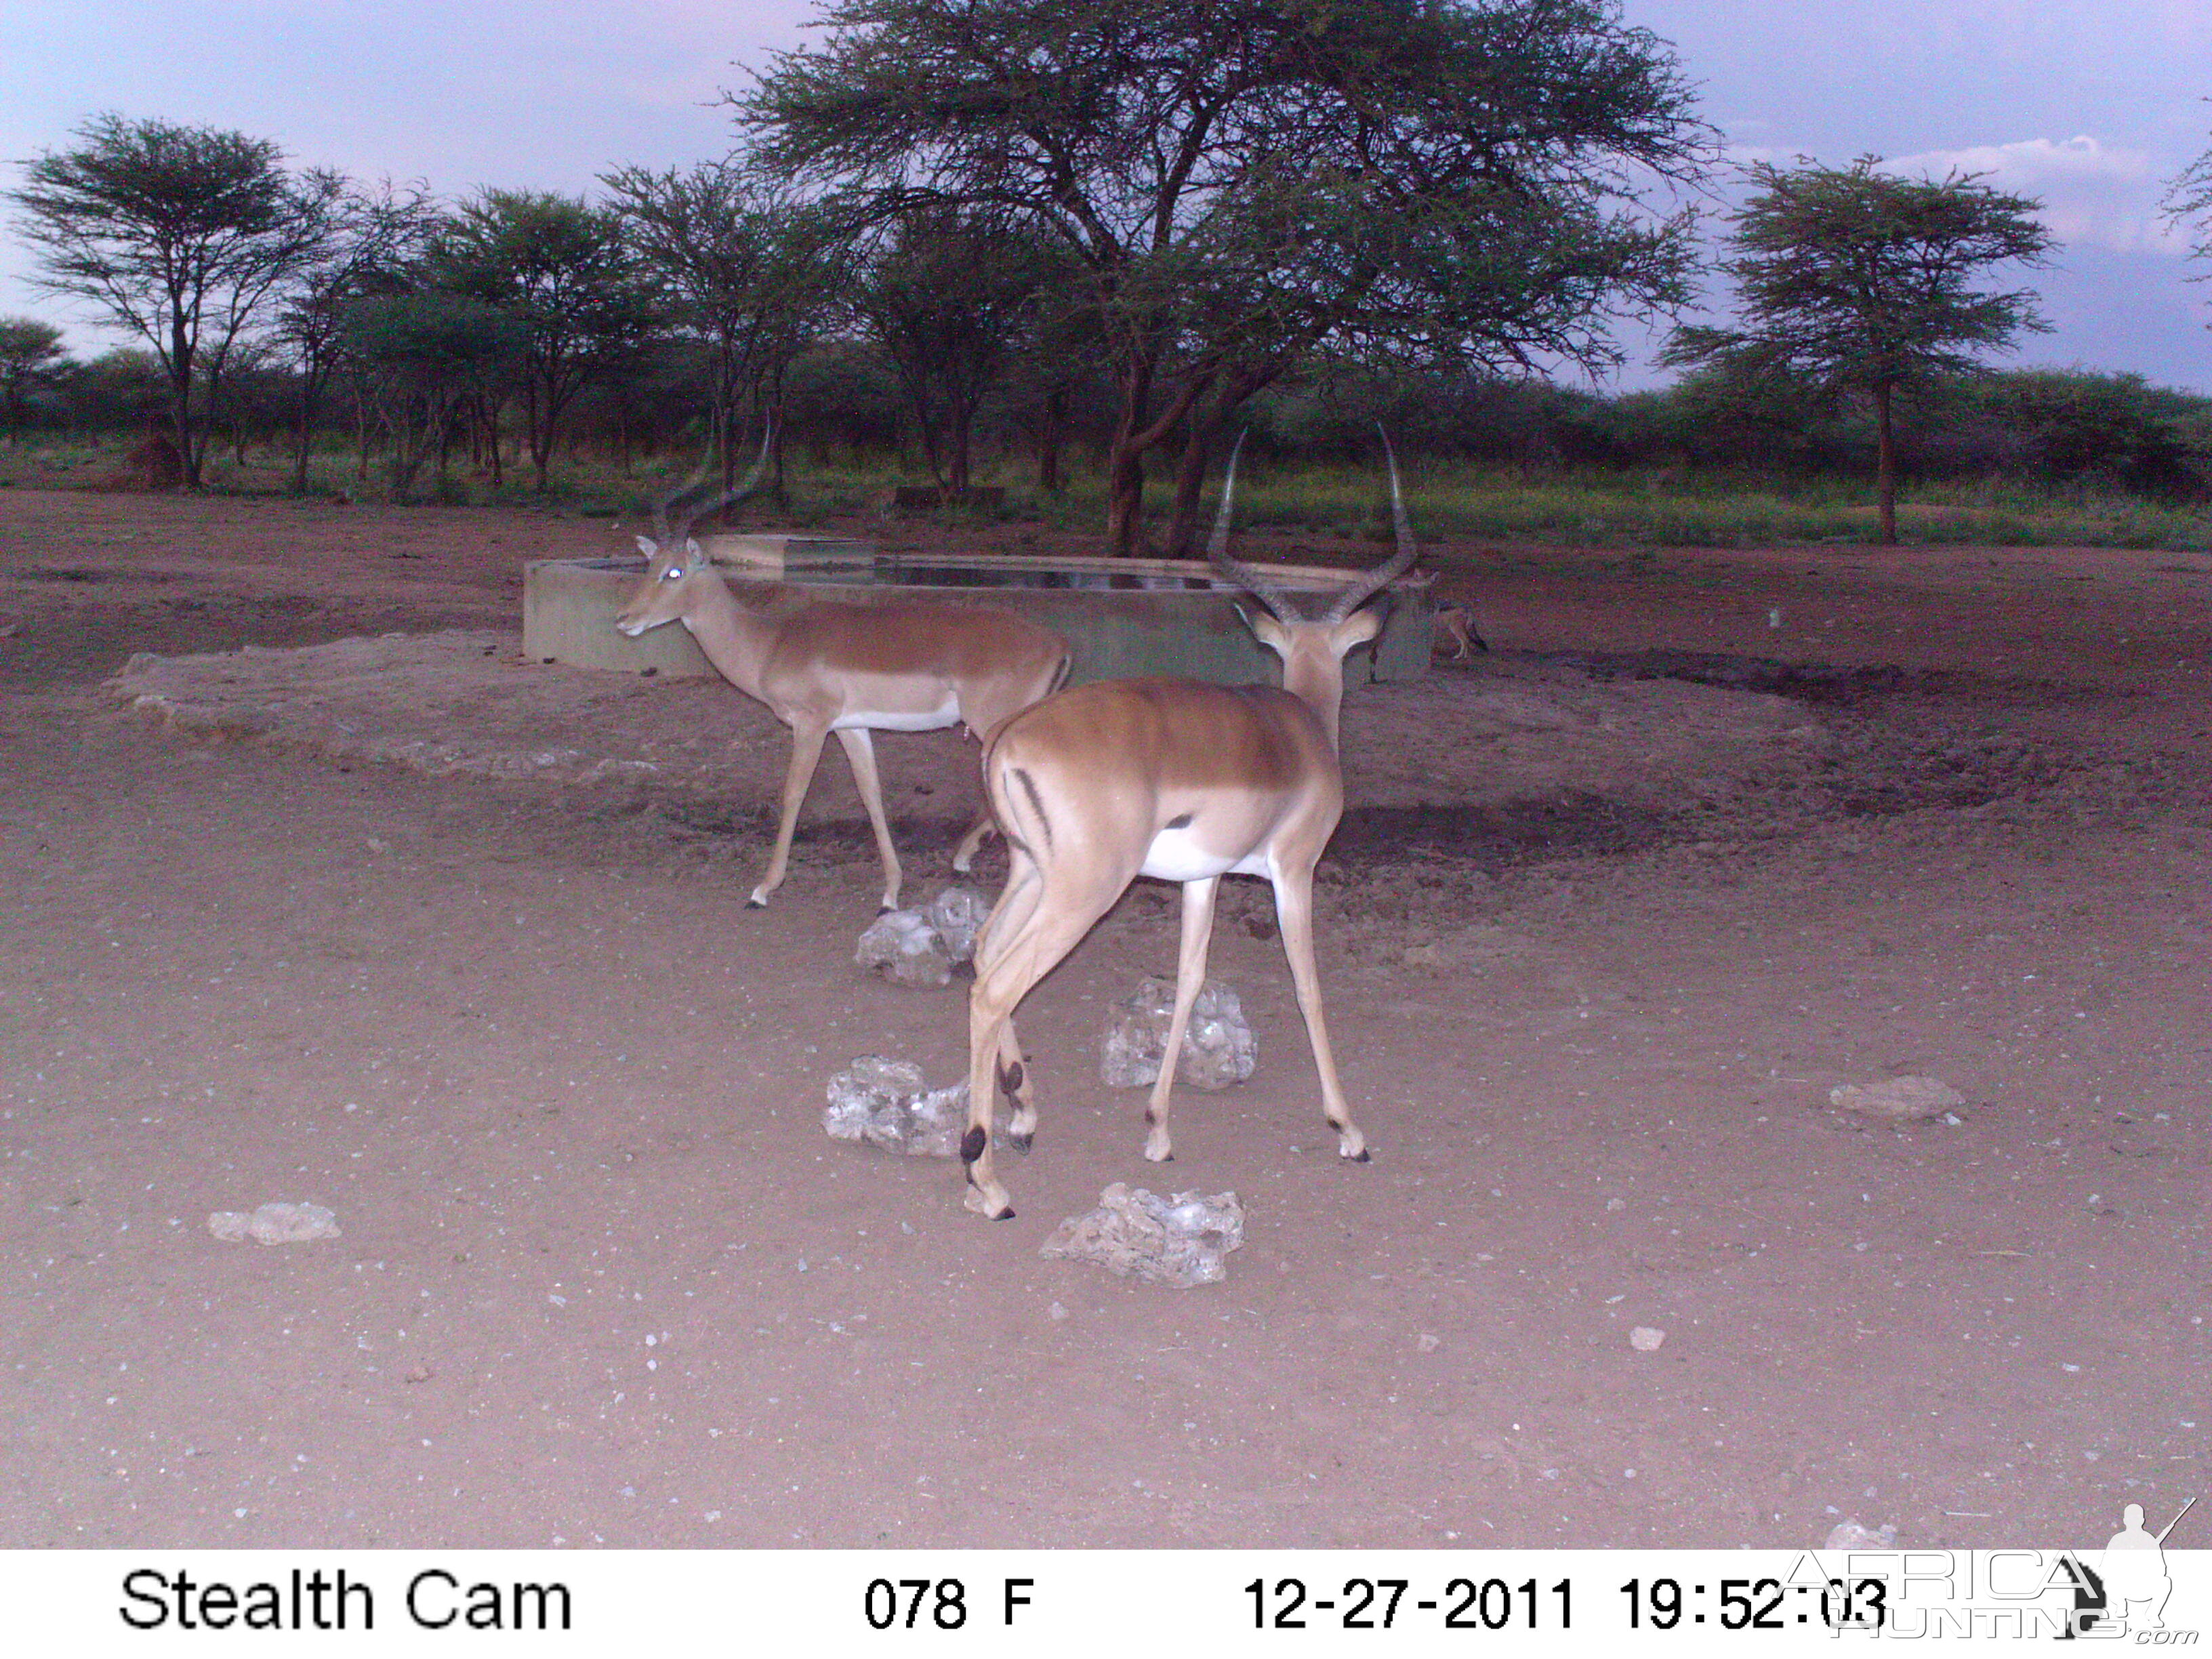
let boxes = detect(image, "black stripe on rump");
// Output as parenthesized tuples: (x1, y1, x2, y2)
(1010, 766, 1052, 853)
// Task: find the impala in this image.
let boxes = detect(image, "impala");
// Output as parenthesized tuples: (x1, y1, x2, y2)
(614, 468, 1070, 911)
(956, 437, 1417, 1218)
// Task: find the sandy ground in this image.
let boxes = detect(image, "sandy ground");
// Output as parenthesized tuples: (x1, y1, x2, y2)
(0, 485, 2207, 1551)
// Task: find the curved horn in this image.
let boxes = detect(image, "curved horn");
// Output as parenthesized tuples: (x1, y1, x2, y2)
(661, 423, 775, 545)
(1323, 425, 1420, 622)
(1204, 429, 1303, 623)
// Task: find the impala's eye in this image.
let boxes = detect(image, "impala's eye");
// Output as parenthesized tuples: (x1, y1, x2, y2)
(662, 565, 682, 580)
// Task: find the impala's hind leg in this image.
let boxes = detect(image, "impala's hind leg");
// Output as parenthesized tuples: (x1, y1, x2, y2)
(960, 856, 1118, 1219)
(995, 1017, 1036, 1149)
(1272, 862, 1368, 1162)
(950, 808, 996, 876)
(1143, 876, 1220, 1162)
(833, 726, 903, 910)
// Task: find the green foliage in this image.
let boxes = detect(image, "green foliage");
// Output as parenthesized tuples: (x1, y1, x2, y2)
(1942, 371, 2211, 497)
(853, 207, 1061, 491)
(744, 0, 1711, 550)
(600, 162, 844, 493)
(57, 346, 167, 428)
(0, 316, 70, 436)
(1665, 155, 2057, 541)
(1666, 157, 2056, 391)
(2163, 127, 2212, 283)
(6, 112, 343, 484)
(432, 189, 661, 488)
(340, 292, 526, 499)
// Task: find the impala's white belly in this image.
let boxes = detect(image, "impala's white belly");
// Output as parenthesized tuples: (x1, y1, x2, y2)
(832, 693, 961, 733)
(1140, 823, 1271, 883)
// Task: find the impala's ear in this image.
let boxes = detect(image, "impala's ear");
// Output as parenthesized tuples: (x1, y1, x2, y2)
(1330, 605, 1385, 655)
(635, 534, 658, 558)
(683, 537, 705, 569)
(1237, 602, 1294, 659)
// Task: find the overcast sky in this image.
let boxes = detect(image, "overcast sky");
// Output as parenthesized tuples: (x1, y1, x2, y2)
(3, 0, 2207, 391)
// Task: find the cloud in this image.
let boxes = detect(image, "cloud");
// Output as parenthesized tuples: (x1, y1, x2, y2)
(1879, 136, 2188, 255)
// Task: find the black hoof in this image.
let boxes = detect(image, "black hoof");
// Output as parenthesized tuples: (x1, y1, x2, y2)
(994, 1206, 1016, 1221)
(1350, 1149, 1373, 1164)
(1007, 1132, 1033, 1154)
(879, 903, 895, 914)
(745, 897, 766, 909)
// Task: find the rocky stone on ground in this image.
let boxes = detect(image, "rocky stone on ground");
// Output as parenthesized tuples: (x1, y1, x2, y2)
(855, 909, 956, 988)
(1829, 1076, 1964, 1122)
(1823, 1518, 1900, 1549)
(926, 884, 993, 963)
(823, 1057, 972, 1156)
(207, 1202, 342, 1245)
(1101, 976, 1258, 1090)
(1039, 1183, 1246, 1287)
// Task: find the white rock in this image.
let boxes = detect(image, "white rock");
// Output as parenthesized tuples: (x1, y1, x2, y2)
(1040, 1184, 1245, 1287)
(855, 909, 955, 988)
(1101, 977, 1257, 1090)
(926, 884, 993, 963)
(1629, 1326, 1666, 1352)
(1823, 1519, 1898, 1549)
(1829, 1076, 1963, 1122)
(207, 1202, 342, 1245)
(823, 1057, 972, 1156)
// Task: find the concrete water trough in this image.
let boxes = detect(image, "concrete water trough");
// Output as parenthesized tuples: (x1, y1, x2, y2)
(522, 533, 1433, 687)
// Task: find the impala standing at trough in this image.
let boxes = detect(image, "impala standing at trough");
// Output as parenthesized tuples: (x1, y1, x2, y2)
(957, 439, 1418, 1218)
(615, 475, 1071, 912)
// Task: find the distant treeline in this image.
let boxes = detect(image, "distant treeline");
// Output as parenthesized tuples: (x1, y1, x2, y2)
(13, 342, 2210, 504)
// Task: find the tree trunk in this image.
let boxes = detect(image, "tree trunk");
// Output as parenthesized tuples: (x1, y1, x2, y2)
(484, 397, 506, 487)
(1103, 423, 1148, 554)
(1160, 365, 1279, 556)
(1099, 348, 1221, 555)
(1035, 386, 1065, 494)
(946, 402, 971, 496)
(765, 371, 791, 506)
(1162, 408, 1233, 559)
(290, 385, 316, 493)
(1874, 381, 1898, 546)
(527, 382, 552, 491)
(167, 316, 199, 490)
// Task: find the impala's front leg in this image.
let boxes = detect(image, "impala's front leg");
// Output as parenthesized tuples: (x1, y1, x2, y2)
(752, 717, 831, 907)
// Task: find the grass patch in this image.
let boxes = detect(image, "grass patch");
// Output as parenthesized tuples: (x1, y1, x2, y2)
(4, 439, 2205, 552)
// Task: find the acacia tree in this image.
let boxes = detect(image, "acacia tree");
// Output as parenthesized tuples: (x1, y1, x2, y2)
(742, 0, 1708, 554)
(1664, 157, 2055, 544)
(0, 318, 69, 442)
(2164, 121, 2212, 341)
(851, 207, 1056, 493)
(7, 114, 341, 486)
(269, 178, 439, 491)
(433, 190, 660, 490)
(341, 292, 525, 499)
(601, 163, 842, 500)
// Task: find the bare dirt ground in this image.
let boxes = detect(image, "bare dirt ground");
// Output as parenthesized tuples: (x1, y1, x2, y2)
(1, 485, 2206, 1551)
